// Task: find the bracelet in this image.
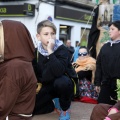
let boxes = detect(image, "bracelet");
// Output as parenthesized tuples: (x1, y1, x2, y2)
(105, 117, 111, 120)
(108, 107, 119, 113)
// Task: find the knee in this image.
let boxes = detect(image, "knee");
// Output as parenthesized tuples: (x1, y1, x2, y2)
(54, 75, 72, 90)
(90, 104, 108, 120)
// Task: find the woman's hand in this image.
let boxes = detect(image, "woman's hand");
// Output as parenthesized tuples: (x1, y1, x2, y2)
(72, 63, 79, 68)
(95, 86, 101, 93)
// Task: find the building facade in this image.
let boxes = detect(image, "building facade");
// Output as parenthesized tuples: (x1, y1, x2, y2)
(0, 0, 97, 47)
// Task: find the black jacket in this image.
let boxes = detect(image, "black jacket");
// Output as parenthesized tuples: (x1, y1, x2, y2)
(78, 70, 92, 82)
(95, 41, 120, 86)
(32, 45, 77, 85)
(66, 46, 74, 62)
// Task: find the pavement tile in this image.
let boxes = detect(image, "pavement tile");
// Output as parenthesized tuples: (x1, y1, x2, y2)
(32, 102, 96, 120)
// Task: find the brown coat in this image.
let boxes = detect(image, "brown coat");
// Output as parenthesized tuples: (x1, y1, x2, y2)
(0, 20, 37, 120)
(90, 103, 120, 120)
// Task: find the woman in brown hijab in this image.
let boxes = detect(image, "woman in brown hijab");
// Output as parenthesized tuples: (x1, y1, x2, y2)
(0, 20, 37, 120)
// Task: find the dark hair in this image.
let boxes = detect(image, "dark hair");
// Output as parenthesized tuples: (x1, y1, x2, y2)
(79, 46, 89, 54)
(108, 20, 120, 30)
(37, 20, 56, 34)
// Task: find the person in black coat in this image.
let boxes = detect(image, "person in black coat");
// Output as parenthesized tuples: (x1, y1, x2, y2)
(95, 20, 120, 105)
(32, 20, 79, 120)
(66, 40, 75, 62)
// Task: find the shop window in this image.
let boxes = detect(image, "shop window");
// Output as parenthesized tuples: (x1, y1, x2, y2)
(59, 25, 71, 43)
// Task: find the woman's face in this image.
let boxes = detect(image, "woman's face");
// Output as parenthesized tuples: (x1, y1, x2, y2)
(78, 48, 88, 60)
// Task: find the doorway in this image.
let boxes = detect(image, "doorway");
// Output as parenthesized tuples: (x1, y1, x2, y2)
(59, 25, 71, 44)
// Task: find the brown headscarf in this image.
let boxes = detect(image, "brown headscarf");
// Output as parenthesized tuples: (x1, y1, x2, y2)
(1, 20, 35, 62)
(0, 20, 36, 119)
(74, 57, 96, 72)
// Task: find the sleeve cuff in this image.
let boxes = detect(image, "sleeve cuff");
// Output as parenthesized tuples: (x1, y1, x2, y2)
(105, 117, 111, 120)
(108, 107, 119, 113)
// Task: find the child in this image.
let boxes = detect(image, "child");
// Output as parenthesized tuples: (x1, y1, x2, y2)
(94, 20, 120, 105)
(32, 20, 77, 120)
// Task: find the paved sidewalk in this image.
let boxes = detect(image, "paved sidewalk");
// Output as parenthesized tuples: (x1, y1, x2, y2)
(32, 102, 96, 120)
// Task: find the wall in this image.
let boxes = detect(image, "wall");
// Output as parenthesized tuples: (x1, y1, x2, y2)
(0, 0, 39, 46)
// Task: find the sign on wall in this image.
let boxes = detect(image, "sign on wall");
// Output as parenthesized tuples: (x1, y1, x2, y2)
(96, 0, 120, 4)
(54, 6, 93, 24)
(0, 3, 35, 17)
